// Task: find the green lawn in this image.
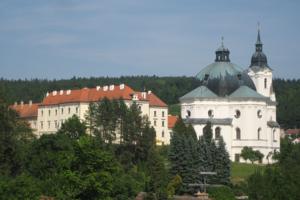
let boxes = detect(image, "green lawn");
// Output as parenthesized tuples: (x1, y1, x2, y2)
(231, 162, 265, 184)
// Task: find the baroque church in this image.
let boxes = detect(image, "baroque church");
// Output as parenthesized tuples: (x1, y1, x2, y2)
(180, 29, 280, 164)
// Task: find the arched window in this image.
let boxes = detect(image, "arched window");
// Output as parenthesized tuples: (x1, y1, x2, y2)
(235, 110, 241, 118)
(236, 128, 241, 140)
(257, 110, 262, 118)
(187, 110, 191, 118)
(208, 110, 214, 118)
(264, 78, 267, 89)
(215, 127, 221, 139)
(258, 128, 261, 140)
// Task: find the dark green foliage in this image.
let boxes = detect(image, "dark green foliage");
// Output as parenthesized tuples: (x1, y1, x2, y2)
(247, 140, 300, 200)
(214, 137, 231, 185)
(57, 115, 87, 139)
(207, 186, 235, 200)
(25, 134, 75, 179)
(169, 121, 231, 195)
(241, 146, 264, 164)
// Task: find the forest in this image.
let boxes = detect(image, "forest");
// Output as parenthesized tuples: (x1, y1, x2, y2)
(1, 76, 300, 128)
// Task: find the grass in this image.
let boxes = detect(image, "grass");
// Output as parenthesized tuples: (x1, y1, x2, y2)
(231, 162, 265, 184)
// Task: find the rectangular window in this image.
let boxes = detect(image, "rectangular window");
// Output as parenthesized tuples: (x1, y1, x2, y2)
(154, 120, 157, 126)
(162, 111, 165, 117)
(55, 109, 58, 116)
(55, 120, 58, 128)
(154, 111, 157, 117)
(61, 108, 64, 114)
(76, 107, 79, 113)
(41, 110, 43, 116)
(162, 131, 164, 138)
(162, 120, 165, 127)
(68, 107, 71, 114)
(40, 121, 43, 130)
(48, 110, 51, 116)
(48, 121, 51, 129)
(235, 154, 240, 162)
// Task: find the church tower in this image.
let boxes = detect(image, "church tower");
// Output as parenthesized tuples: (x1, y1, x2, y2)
(248, 27, 276, 101)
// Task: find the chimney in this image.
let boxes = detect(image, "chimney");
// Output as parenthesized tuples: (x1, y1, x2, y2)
(147, 90, 152, 94)
(109, 85, 114, 91)
(141, 92, 147, 99)
(96, 86, 101, 91)
(120, 84, 125, 90)
(29, 100, 32, 106)
(20, 101, 24, 108)
(53, 91, 57, 96)
(46, 92, 49, 97)
(103, 86, 108, 91)
(66, 90, 71, 95)
(14, 102, 17, 107)
(59, 90, 64, 95)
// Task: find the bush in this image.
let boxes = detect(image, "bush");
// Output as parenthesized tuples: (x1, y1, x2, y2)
(208, 186, 235, 200)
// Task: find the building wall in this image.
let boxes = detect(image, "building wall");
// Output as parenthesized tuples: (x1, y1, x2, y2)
(181, 99, 279, 163)
(149, 107, 169, 145)
(36, 99, 168, 145)
(248, 68, 273, 98)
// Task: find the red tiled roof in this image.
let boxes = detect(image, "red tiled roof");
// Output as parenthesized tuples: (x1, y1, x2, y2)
(41, 85, 135, 106)
(168, 115, 178, 129)
(136, 92, 167, 107)
(11, 103, 39, 118)
(285, 129, 300, 135)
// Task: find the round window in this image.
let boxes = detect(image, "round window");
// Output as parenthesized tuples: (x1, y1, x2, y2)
(235, 110, 241, 118)
(208, 110, 214, 118)
(257, 110, 262, 118)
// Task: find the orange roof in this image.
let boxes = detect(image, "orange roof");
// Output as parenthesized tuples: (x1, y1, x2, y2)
(168, 115, 178, 129)
(41, 85, 135, 106)
(41, 85, 167, 107)
(136, 92, 167, 107)
(11, 103, 39, 118)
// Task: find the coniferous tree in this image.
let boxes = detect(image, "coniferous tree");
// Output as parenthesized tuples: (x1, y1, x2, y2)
(214, 136, 230, 185)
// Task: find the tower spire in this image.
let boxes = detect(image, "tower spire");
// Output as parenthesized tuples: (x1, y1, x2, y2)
(257, 22, 261, 44)
(250, 23, 269, 68)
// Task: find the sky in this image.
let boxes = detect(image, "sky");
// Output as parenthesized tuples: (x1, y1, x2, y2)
(0, 0, 299, 79)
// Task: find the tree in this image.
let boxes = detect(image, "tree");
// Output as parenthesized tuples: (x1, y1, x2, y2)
(25, 134, 75, 179)
(241, 147, 264, 164)
(213, 137, 231, 185)
(57, 115, 86, 139)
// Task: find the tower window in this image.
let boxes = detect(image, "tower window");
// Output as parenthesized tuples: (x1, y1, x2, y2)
(258, 128, 261, 140)
(215, 127, 221, 139)
(264, 78, 267, 89)
(236, 128, 241, 140)
(187, 110, 191, 118)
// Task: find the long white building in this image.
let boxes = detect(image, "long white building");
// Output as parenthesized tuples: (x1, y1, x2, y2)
(13, 84, 170, 145)
(180, 30, 280, 163)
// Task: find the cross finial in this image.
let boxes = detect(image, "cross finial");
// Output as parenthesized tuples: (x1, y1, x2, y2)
(257, 22, 260, 31)
(221, 36, 224, 47)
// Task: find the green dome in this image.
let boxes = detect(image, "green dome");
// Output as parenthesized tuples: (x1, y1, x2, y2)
(196, 46, 256, 97)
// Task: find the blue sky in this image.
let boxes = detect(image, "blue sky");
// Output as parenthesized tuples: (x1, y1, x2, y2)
(0, 0, 299, 79)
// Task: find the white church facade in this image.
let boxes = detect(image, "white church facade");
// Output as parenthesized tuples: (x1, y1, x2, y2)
(180, 30, 280, 164)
